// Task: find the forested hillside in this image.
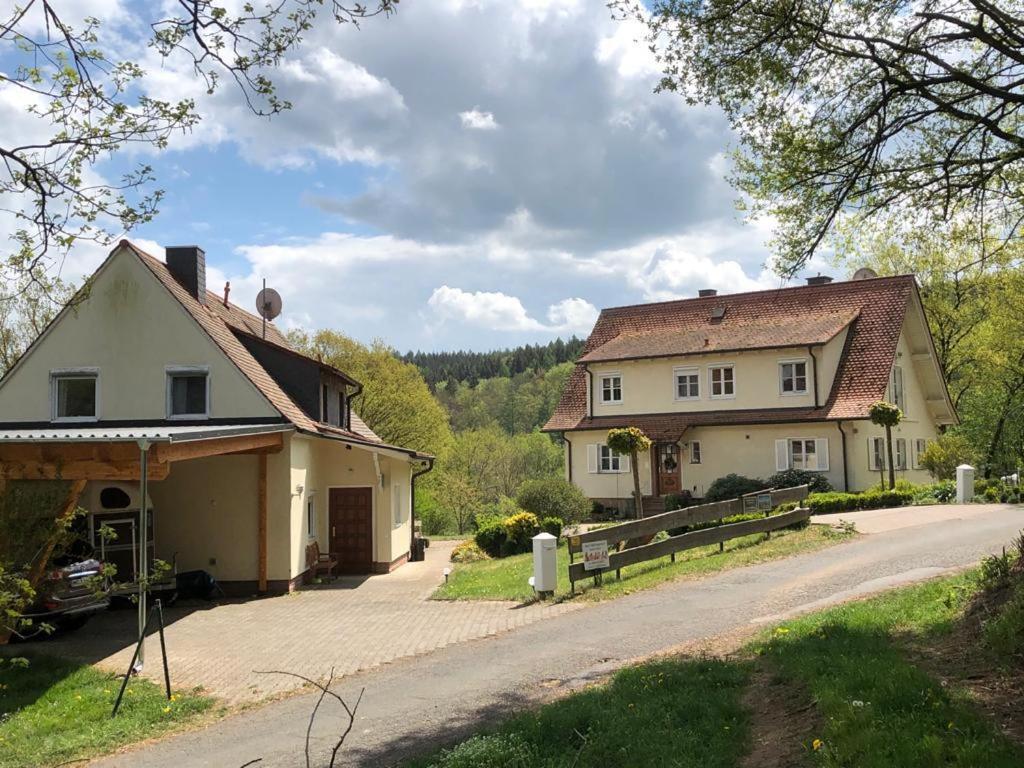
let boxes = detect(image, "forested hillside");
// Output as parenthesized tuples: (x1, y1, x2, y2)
(401, 337, 584, 389)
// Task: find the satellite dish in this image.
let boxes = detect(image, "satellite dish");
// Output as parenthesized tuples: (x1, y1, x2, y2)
(256, 287, 283, 321)
(852, 267, 878, 281)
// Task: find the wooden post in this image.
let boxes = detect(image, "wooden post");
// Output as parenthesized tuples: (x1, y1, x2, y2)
(27, 479, 87, 585)
(257, 454, 268, 594)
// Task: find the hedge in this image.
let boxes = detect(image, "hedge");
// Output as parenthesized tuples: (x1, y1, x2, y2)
(804, 489, 914, 515)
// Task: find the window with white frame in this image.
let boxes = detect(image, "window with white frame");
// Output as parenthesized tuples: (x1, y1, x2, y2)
(51, 369, 99, 421)
(913, 438, 928, 469)
(779, 360, 808, 395)
(889, 365, 906, 413)
(599, 374, 622, 404)
(690, 440, 702, 464)
(587, 443, 629, 473)
(674, 367, 700, 400)
(868, 437, 887, 471)
(895, 438, 908, 470)
(392, 483, 405, 527)
(776, 438, 829, 471)
(709, 365, 735, 398)
(306, 493, 317, 539)
(167, 367, 209, 418)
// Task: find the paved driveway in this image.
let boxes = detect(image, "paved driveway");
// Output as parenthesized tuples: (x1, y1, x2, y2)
(42, 540, 578, 703)
(812, 502, 1008, 534)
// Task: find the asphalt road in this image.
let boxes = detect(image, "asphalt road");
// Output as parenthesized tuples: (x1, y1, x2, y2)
(91, 504, 1023, 768)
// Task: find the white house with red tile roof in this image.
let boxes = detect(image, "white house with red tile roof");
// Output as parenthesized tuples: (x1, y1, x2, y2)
(543, 275, 956, 509)
(0, 241, 432, 593)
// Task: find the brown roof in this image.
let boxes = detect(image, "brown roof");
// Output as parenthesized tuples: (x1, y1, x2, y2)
(125, 241, 428, 457)
(544, 275, 917, 431)
(578, 309, 858, 363)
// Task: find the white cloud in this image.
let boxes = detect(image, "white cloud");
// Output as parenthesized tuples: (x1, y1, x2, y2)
(546, 297, 599, 332)
(459, 108, 500, 130)
(428, 286, 543, 331)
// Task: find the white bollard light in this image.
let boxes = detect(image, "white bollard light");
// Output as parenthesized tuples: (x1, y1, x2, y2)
(956, 463, 975, 504)
(532, 532, 558, 596)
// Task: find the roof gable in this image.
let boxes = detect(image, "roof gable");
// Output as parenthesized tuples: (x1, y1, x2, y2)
(545, 275, 922, 431)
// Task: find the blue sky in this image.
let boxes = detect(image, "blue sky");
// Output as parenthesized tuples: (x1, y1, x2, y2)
(4, 0, 834, 352)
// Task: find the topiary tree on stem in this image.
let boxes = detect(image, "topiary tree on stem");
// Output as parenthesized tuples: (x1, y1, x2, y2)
(869, 401, 903, 490)
(607, 427, 652, 519)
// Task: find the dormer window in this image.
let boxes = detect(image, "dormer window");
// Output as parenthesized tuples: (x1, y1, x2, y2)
(599, 374, 622, 404)
(167, 366, 209, 419)
(779, 360, 808, 395)
(51, 369, 99, 422)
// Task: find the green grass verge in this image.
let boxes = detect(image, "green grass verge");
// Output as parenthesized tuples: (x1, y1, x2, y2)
(417, 567, 1024, 768)
(410, 657, 751, 768)
(433, 524, 850, 602)
(0, 654, 215, 768)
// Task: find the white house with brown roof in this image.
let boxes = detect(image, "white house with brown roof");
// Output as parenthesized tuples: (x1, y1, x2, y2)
(0, 241, 431, 594)
(543, 275, 956, 510)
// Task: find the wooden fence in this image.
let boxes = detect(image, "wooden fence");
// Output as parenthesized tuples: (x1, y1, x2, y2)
(566, 485, 810, 590)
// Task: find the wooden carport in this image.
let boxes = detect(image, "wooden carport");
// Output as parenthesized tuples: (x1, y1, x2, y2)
(0, 423, 292, 592)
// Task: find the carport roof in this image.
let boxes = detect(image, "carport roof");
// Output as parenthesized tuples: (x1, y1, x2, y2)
(0, 422, 294, 443)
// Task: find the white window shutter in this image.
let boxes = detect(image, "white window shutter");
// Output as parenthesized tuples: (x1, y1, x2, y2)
(587, 444, 598, 474)
(775, 439, 789, 471)
(620, 453, 631, 473)
(815, 438, 830, 471)
(867, 438, 876, 471)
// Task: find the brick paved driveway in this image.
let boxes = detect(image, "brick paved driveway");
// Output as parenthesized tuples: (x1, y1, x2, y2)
(41, 541, 580, 703)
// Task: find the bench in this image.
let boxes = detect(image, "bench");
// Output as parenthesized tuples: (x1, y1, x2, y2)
(306, 541, 339, 581)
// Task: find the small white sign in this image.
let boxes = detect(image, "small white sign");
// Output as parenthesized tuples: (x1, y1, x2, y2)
(582, 540, 610, 571)
(757, 493, 773, 511)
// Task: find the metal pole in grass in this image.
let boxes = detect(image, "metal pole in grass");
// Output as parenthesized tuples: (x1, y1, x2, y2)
(156, 599, 171, 700)
(113, 607, 151, 717)
(136, 439, 151, 672)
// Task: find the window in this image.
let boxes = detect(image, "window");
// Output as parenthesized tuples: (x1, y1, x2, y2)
(868, 437, 887, 471)
(51, 369, 98, 421)
(338, 391, 347, 429)
(779, 360, 808, 395)
(674, 367, 700, 400)
(895, 438, 908, 470)
(690, 440, 702, 464)
(776, 438, 829, 471)
(709, 365, 735, 399)
(599, 374, 622, 404)
(392, 483, 406, 527)
(889, 365, 906, 413)
(306, 494, 317, 539)
(913, 438, 928, 469)
(167, 367, 209, 418)
(588, 444, 629, 473)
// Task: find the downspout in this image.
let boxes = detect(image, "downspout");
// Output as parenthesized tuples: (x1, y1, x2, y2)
(347, 381, 363, 430)
(807, 345, 820, 408)
(585, 365, 594, 418)
(565, 434, 573, 483)
(410, 458, 435, 560)
(836, 421, 849, 491)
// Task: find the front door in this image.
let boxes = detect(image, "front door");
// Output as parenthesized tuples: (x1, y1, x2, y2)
(328, 487, 373, 574)
(655, 443, 681, 495)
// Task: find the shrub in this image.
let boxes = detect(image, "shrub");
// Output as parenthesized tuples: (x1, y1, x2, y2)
(804, 489, 914, 515)
(428, 734, 536, 768)
(516, 477, 591, 523)
(766, 469, 832, 494)
(475, 521, 508, 558)
(919, 433, 978, 480)
(703, 474, 766, 502)
(540, 516, 562, 539)
(664, 491, 693, 511)
(984, 485, 1000, 503)
(504, 511, 541, 553)
(418, 503, 454, 536)
(450, 541, 489, 563)
(932, 480, 956, 502)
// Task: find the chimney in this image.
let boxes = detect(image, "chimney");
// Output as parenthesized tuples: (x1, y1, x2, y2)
(806, 275, 833, 286)
(698, 288, 718, 297)
(165, 245, 207, 303)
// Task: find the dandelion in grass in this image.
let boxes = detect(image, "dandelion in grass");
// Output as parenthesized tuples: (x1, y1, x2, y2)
(812, 738, 824, 751)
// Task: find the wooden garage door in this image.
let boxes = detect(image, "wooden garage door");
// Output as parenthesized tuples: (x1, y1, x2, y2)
(328, 487, 373, 573)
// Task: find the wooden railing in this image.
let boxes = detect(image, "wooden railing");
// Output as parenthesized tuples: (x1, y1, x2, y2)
(566, 485, 810, 590)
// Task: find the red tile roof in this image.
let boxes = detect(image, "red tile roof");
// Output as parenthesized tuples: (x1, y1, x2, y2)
(544, 275, 917, 432)
(125, 241, 429, 457)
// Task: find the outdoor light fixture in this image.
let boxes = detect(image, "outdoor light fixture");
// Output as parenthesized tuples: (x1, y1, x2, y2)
(294, 484, 304, 496)
(443, 567, 451, 583)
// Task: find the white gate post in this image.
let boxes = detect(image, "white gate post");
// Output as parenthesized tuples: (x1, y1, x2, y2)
(956, 464, 975, 504)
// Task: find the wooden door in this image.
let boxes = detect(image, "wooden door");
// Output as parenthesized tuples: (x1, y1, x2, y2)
(655, 443, 681, 495)
(328, 487, 373, 574)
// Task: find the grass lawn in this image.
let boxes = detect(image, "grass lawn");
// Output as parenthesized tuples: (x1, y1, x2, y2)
(0, 654, 215, 768)
(415, 558, 1024, 767)
(433, 524, 851, 602)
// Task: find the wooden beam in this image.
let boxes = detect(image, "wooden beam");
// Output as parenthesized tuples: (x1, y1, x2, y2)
(0, 442, 140, 464)
(257, 453, 268, 593)
(153, 432, 284, 464)
(0, 459, 169, 481)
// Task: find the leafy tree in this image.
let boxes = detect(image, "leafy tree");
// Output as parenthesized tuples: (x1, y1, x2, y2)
(516, 477, 591, 524)
(606, 427, 652, 518)
(869, 401, 903, 490)
(432, 474, 483, 536)
(0, 274, 75, 375)
(1, 1, 394, 308)
(443, 427, 562, 502)
(633, 0, 1024, 274)
(404, 338, 583, 389)
(290, 330, 453, 458)
(920, 434, 979, 481)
